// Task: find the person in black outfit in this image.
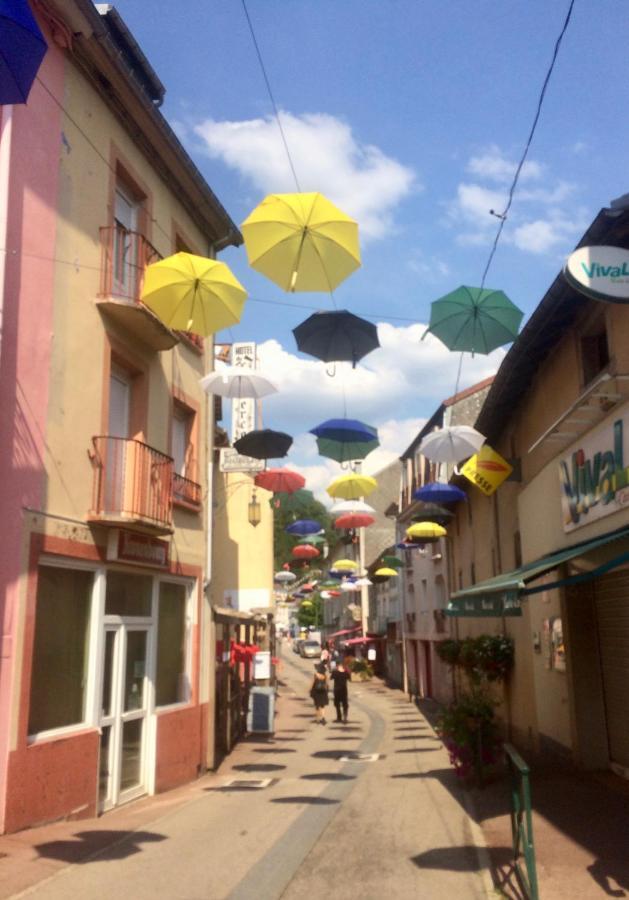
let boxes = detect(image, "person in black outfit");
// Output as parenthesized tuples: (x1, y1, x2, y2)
(310, 663, 329, 725)
(330, 660, 351, 723)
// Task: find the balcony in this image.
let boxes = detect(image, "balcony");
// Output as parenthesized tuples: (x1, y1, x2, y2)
(173, 472, 202, 512)
(89, 436, 174, 535)
(98, 225, 179, 351)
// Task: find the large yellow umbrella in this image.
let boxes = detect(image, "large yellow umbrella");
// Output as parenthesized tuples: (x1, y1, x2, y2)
(141, 252, 247, 336)
(406, 522, 447, 542)
(241, 192, 361, 292)
(326, 473, 377, 500)
(374, 567, 399, 578)
(331, 559, 358, 571)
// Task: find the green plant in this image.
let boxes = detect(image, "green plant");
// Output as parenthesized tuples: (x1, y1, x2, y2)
(436, 635, 514, 685)
(435, 639, 460, 667)
(349, 657, 373, 680)
(436, 689, 503, 781)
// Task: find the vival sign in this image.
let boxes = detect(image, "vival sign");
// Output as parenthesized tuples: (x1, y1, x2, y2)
(564, 245, 629, 303)
(559, 405, 629, 532)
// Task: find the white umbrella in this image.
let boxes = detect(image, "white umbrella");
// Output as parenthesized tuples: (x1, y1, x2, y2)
(341, 581, 361, 592)
(274, 571, 296, 583)
(419, 425, 485, 464)
(200, 367, 278, 398)
(354, 577, 373, 587)
(329, 499, 376, 516)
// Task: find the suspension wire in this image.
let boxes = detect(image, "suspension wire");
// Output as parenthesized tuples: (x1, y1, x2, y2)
(240, 0, 302, 193)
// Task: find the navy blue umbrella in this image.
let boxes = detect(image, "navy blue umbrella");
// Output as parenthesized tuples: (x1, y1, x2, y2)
(0, 0, 48, 104)
(413, 482, 467, 504)
(285, 519, 322, 535)
(293, 310, 380, 367)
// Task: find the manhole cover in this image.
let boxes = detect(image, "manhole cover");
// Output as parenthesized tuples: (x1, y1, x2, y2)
(338, 752, 382, 762)
(219, 778, 274, 789)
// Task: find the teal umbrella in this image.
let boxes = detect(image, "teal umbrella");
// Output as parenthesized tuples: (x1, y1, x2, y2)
(316, 434, 379, 463)
(423, 286, 523, 354)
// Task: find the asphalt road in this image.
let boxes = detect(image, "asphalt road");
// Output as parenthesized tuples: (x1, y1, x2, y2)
(7, 643, 492, 899)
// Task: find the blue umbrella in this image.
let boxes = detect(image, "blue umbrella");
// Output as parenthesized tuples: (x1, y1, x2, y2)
(285, 519, 322, 535)
(396, 541, 423, 551)
(413, 482, 467, 504)
(0, 0, 48, 104)
(310, 417, 379, 464)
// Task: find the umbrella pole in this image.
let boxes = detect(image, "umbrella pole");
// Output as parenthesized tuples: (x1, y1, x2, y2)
(453, 350, 465, 396)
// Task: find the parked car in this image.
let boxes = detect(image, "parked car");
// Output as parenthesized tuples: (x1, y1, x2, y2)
(300, 640, 322, 659)
(293, 639, 304, 655)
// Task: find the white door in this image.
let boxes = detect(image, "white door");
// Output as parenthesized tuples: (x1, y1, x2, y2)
(105, 370, 131, 512)
(99, 623, 152, 811)
(113, 187, 138, 295)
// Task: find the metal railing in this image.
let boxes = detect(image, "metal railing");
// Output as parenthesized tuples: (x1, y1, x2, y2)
(100, 225, 161, 302)
(91, 436, 173, 531)
(172, 472, 202, 510)
(504, 742, 539, 900)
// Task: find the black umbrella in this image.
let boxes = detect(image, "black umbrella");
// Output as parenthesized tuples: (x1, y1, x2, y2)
(233, 428, 292, 460)
(412, 503, 455, 527)
(293, 310, 380, 367)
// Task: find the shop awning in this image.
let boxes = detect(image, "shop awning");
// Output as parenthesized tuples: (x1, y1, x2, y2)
(446, 525, 629, 617)
(344, 635, 379, 646)
(327, 626, 361, 640)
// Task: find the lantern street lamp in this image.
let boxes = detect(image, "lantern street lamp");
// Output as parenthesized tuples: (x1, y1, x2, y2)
(248, 490, 261, 527)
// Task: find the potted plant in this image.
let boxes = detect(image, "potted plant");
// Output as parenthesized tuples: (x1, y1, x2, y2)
(436, 689, 503, 784)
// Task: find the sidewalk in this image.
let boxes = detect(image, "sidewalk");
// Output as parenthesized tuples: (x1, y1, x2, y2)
(417, 697, 629, 899)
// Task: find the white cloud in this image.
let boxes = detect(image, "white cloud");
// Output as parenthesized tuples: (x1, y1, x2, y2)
(510, 211, 585, 254)
(453, 183, 508, 228)
(467, 145, 543, 183)
(194, 111, 416, 240)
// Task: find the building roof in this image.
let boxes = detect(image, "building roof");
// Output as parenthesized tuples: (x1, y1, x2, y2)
(476, 204, 629, 444)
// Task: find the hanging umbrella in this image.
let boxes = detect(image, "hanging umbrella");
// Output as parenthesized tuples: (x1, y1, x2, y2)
(241, 192, 360, 293)
(200, 367, 277, 399)
(374, 567, 398, 578)
(396, 540, 422, 551)
(255, 468, 305, 494)
(311, 418, 379, 463)
(330, 499, 376, 516)
(331, 559, 358, 571)
(381, 556, 403, 569)
(234, 428, 292, 460)
(406, 522, 447, 542)
(274, 571, 296, 583)
(300, 534, 326, 546)
(334, 513, 375, 529)
(0, 0, 47, 104)
(272, 488, 314, 512)
(327, 473, 377, 500)
(319, 579, 341, 588)
(341, 581, 361, 592)
(413, 482, 467, 504)
(292, 545, 320, 560)
(423, 285, 524, 355)
(300, 599, 313, 608)
(294, 310, 380, 368)
(411, 503, 454, 526)
(419, 425, 485, 464)
(141, 252, 247, 336)
(354, 577, 373, 587)
(285, 519, 322, 535)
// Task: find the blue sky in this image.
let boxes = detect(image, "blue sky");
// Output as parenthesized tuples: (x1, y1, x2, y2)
(111, 0, 629, 494)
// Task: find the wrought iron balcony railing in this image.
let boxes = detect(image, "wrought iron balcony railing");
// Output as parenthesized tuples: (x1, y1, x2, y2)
(90, 436, 174, 534)
(172, 472, 202, 511)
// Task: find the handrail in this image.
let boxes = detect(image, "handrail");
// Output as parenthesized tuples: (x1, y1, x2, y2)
(504, 742, 539, 900)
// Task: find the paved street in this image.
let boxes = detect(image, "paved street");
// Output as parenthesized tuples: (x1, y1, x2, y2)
(1, 645, 491, 899)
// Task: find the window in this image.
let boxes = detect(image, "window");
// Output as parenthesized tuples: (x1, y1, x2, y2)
(29, 566, 93, 735)
(172, 402, 193, 477)
(113, 185, 139, 296)
(580, 308, 609, 386)
(514, 531, 523, 568)
(156, 582, 189, 706)
(106, 571, 152, 617)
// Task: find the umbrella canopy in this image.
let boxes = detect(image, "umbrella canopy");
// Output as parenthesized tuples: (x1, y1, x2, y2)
(141, 252, 247, 336)
(285, 519, 322, 535)
(326, 473, 378, 500)
(311, 418, 379, 463)
(381, 556, 403, 569)
(274, 571, 296, 583)
(406, 522, 447, 542)
(319, 579, 341, 588)
(331, 559, 358, 571)
(272, 488, 314, 512)
(354, 577, 373, 587)
(396, 540, 423, 551)
(374, 567, 398, 578)
(200, 367, 277, 399)
(413, 482, 467, 504)
(0, 0, 47, 104)
(419, 426, 485, 464)
(424, 285, 524, 354)
(300, 534, 326, 546)
(255, 468, 305, 494)
(241, 192, 360, 293)
(411, 503, 455, 526)
(341, 581, 361, 592)
(300, 599, 313, 607)
(334, 513, 375, 529)
(330, 499, 376, 516)
(234, 428, 292, 460)
(292, 544, 320, 560)
(293, 310, 380, 368)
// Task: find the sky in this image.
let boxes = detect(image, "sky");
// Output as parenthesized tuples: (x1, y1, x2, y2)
(110, 0, 629, 500)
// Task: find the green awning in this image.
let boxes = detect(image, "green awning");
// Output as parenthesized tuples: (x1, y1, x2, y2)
(446, 525, 629, 617)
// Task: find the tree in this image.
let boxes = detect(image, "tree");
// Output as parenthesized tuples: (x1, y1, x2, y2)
(297, 594, 322, 629)
(272, 490, 339, 571)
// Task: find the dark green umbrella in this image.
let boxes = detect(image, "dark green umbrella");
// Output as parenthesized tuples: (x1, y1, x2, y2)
(382, 555, 403, 569)
(423, 285, 523, 354)
(299, 534, 326, 546)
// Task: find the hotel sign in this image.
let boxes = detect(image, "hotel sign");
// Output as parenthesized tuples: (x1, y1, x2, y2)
(564, 246, 629, 303)
(560, 405, 629, 531)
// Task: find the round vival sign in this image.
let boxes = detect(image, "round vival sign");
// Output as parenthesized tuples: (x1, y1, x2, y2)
(564, 245, 629, 303)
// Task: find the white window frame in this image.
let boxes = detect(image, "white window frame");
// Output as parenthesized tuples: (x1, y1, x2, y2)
(154, 576, 195, 712)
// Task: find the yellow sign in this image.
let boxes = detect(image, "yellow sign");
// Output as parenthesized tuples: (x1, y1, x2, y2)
(460, 444, 513, 496)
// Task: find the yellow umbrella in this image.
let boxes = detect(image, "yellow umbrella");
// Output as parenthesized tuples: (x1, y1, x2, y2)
(406, 522, 447, 541)
(141, 252, 247, 336)
(332, 559, 358, 571)
(326, 473, 377, 500)
(241, 192, 361, 292)
(374, 567, 398, 577)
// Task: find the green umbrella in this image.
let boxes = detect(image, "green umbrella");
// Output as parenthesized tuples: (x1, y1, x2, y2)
(382, 555, 403, 569)
(316, 435, 379, 463)
(300, 534, 326, 546)
(423, 285, 523, 354)
(271, 489, 315, 512)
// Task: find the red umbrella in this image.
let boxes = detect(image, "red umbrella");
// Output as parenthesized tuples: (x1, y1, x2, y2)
(255, 468, 305, 493)
(328, 590, 341, 597)
(334, 513, 375, 529)
(292, 545, 320, 560)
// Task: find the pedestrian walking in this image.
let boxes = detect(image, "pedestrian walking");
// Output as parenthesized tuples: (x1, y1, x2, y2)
(320, 642, 330, 668)
(309, 662, 329, 725)
(330, 660, 351, 723)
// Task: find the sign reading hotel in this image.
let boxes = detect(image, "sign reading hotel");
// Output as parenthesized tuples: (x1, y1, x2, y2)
(560, 407, 629, 532)
(219, 341, 264, 473)
(564, 246, 629, 303)
(460, 444, 513, 496)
